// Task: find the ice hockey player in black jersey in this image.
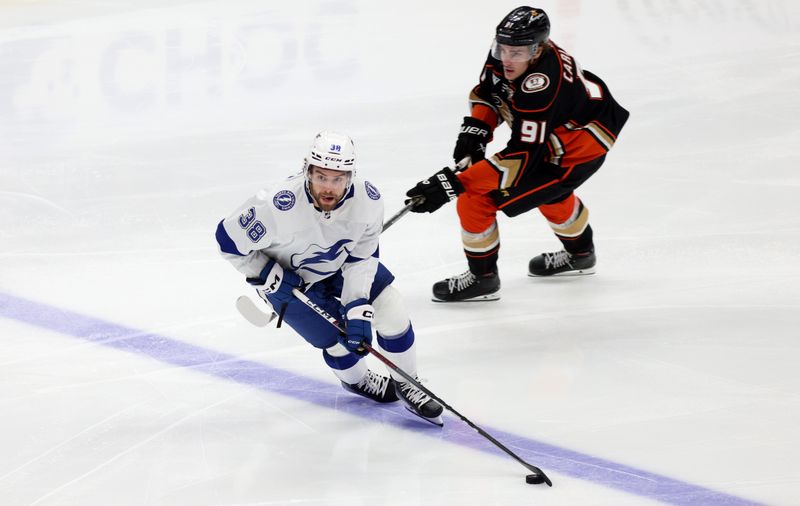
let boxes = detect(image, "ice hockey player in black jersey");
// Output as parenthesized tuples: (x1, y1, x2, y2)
(405, 6, 629, 302)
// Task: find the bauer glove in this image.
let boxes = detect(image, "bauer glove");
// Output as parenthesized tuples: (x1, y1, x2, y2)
(405, 167, 465, 213)
(453, 116, 491, 164)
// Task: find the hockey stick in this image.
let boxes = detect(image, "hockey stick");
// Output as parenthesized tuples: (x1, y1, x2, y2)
(232, 155, 553, 483)
(382, 156, 471, 233)
(454, 155, 472, 173)
(289, 287, 553, 487)
(381, 197, 421, 233)
(235, 295, 276, 326)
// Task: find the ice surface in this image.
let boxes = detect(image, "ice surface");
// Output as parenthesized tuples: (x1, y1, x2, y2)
(2, 1, 799, 505)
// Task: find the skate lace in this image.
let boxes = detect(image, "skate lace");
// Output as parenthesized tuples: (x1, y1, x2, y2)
(448, 271, 477, 293)
(399, 381, 432, 407)
(357, 371, 391, 397)
(544, 250, 573, 269)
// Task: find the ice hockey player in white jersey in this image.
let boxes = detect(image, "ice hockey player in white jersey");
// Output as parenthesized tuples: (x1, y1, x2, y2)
(215, 130, 443, 426)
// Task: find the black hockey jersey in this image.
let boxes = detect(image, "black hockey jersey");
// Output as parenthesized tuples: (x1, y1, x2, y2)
(468, 41, 629, 170)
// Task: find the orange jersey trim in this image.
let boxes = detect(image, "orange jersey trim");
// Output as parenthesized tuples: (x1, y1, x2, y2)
(471, 104, 498, 129)
(547, 120, 617, 166)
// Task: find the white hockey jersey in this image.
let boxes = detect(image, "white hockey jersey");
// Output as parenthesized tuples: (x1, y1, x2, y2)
(216, 172, 384, 306)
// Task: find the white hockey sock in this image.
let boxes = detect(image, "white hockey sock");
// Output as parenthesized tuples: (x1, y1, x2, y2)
(325, 343, 367, 385)
(381, 340, 418, 384)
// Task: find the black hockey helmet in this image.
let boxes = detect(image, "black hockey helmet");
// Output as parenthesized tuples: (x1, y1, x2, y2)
(495, 6, 550, 46)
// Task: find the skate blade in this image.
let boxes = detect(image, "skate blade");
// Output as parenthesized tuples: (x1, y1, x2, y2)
(528, 267, 596, 277)
(431, 292, 501, 303)
(403, 405, 444, 427)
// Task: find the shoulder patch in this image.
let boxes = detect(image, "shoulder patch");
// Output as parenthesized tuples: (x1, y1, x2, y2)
(273, 190, 296, 211)
(522, 73, 549, 93)
(365, 181, 381, 200)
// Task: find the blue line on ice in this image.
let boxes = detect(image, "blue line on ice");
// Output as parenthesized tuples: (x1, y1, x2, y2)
(0, 291, 763, 506)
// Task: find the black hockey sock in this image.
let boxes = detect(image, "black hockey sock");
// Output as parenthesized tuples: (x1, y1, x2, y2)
(466, 249, 499, 276)
(558, 224, 594, 255)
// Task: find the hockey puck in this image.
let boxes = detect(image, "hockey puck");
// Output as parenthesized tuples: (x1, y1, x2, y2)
(526, 473, 544, 484)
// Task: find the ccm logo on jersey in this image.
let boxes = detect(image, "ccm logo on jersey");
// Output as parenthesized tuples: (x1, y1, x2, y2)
(522, 73, 549, 93)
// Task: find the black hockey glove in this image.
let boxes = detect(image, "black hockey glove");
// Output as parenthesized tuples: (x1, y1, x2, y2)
(405, 167, 465, 214)
(453, 116, 491, 164)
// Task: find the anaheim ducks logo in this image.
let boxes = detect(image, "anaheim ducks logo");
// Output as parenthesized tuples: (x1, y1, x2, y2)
(522, 73, 549, 93)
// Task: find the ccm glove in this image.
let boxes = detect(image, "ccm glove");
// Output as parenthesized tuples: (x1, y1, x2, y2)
(246, 259, 304, 305)
(339, 298, 374, 355)
(405, 167, 465, 214)
(453, 116, 491, 164)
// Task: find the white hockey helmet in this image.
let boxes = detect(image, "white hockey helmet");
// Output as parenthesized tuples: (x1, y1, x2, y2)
(303, 130, 356, 179)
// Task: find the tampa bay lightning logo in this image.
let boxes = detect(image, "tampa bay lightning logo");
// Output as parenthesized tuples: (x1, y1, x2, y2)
(365, 181, 380, 200)
(273, 190, 296, 211)
(291, 239, 353, 276)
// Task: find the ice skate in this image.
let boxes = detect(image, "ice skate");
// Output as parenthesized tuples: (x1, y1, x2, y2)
(395, 379, 444, 426)
(432, 270, 500, 302)
(341, 369, 399, 403)
(528, 250, 596, 277)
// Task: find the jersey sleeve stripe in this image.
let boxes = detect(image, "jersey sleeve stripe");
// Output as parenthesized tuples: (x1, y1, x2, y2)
(344, 246, 379, 264)
(215, 220, 246, 256)
(564, 120, 617, 149)
(468, 93, 497, 113)
(471, 103, 500, 129)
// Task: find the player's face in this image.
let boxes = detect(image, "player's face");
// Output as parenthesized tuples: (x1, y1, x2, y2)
(307, 166, 350, 211)
(493, 42, 543, 81)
